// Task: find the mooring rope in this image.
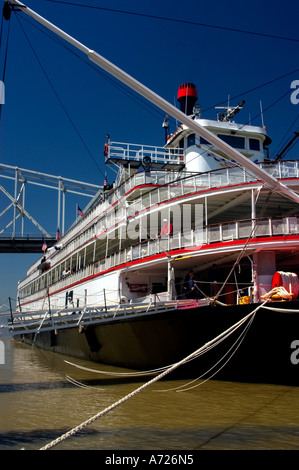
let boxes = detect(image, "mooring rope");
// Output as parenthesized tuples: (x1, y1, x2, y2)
(39, 301, 267, 450)
(63, 360, 171, 377)
(155, 312, 256, 393)
(64, 303, 253, 379)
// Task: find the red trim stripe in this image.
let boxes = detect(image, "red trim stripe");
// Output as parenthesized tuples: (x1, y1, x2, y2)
(19, 234, 299, 307)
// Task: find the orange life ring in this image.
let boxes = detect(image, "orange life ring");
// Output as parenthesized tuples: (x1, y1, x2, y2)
(104, 143, 109, 156)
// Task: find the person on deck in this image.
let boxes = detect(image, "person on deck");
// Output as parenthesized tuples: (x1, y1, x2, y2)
(183, 270, 198, 299)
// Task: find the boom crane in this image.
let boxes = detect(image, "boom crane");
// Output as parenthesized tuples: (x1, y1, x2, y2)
(3, 0, 299, 204)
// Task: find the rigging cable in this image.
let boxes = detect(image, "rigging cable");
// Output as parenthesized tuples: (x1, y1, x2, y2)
(8, 5, 299, 191)
(17, 2, 299, 137)
(11, 9, 299, 149)
(14, 13, 105, 178)
(201, 68, 299, 115)
(226, 88, 296, 135)
(27, 2, 299, 126)
(0, 6, 11, 120)
(42, 0, 299, 43)
(16, 13, 172, 128)
(271, 117, 299, 160)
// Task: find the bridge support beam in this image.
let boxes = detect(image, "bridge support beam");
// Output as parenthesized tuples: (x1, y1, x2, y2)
(0, 237, 57, 253)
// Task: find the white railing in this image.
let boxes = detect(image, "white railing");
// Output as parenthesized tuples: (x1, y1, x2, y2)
(18, 160, 299, 291)
(260, 160, 299, 179)
(95, 215, 299, 274)
(31, 160, 299, 274)
(17, 214, 299, 300)
(18, 209, 299, 297)
(10, 298, 207, 336)
(106, 141, 184, 166)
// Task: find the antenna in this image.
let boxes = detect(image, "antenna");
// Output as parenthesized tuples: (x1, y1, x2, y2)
(260, 101, 265, 128)
(215, 100, 245, 122)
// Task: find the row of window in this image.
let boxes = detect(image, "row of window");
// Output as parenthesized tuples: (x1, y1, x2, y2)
(186, 133, 261, 151)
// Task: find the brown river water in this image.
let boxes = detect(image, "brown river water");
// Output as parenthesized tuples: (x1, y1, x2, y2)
(1, 338, 299, 451)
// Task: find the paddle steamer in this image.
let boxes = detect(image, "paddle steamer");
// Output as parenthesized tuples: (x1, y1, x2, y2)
(5, 0, 299, 385)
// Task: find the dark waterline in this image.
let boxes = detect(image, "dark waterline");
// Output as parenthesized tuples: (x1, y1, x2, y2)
(1, 340, 299, 450)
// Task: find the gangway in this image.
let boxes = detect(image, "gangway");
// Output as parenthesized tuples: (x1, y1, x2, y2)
(8, 299, 208, 337)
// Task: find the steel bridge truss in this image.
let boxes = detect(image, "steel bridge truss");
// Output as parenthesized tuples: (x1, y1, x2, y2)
(0, 163, 102, 252)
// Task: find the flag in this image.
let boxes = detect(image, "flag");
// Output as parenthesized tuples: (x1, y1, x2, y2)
(42, 241, 47, 252)
(77, 206, 85, 217)
(56, 228, 61, 240)
(104, 176, 112, 190)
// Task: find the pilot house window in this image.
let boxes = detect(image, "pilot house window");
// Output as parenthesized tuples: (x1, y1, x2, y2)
(217, 134, 245, 149)
(249, 138, 260, 151)
(187, 134, 196, 147)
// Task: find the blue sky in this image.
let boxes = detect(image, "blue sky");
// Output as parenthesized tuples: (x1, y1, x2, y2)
(0, 0, 298, 307)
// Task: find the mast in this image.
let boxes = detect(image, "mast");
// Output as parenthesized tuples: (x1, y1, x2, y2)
(4, 0, 299, 204)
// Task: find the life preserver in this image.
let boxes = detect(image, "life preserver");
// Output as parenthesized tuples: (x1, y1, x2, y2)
(272, 271, 299, 299)
(104, 143, 109, 156)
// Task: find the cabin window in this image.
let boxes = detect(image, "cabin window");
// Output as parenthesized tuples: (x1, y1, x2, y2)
(249, 138, 260, 151)
(187, 134, 196, 147)
(217, 134, 245, 149)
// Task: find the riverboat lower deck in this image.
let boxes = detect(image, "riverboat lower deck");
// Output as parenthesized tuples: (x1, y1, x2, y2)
(11, 297, 299, 386)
